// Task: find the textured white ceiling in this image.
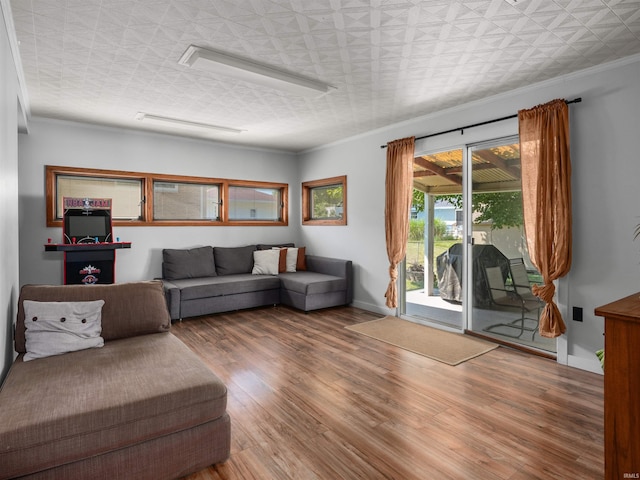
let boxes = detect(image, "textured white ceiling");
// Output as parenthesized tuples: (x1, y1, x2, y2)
(10, 0, 640, 152)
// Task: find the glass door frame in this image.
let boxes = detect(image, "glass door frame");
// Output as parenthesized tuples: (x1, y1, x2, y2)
(462, 135, 521, 336)
(400, 124, 568, 363)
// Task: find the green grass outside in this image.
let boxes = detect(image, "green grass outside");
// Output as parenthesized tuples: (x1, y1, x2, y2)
(405, 239, 458, 266)
(405, 238, 459, 291)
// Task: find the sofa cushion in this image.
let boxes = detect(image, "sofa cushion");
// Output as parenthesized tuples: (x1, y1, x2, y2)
(0, 333, 227, 479)
(170, 274, 281, 301)
(163, 246, 216, 280)
(214, 245, 256, 275)
(278, 271, 346, 295)
(23, 300, 105, 361)
(15, 281, 171, 354)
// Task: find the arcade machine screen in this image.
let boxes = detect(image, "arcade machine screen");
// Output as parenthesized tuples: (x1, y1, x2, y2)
(64, 210, 112, 244)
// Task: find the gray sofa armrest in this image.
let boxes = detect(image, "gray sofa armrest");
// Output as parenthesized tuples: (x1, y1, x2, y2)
(305, 255, 353, 304)
(162, 280, 181, 320)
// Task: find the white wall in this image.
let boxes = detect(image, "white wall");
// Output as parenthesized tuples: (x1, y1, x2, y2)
(299, 54, 640, 373)
(0, 2, 21, 382)
(18, 119, 300, 285)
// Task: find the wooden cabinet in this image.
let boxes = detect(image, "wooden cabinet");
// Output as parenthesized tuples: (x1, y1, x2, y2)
(595, 293, 640, 480)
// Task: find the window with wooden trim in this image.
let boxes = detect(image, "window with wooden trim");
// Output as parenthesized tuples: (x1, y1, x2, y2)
(46, 165, 288, 227)
(153, 181, 220, 221)
(54, 173, 143, 221)
(302, 175, 347, 225)
(228, 185, 283, 222)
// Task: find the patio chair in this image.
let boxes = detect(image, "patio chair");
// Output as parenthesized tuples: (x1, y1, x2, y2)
(481, 259, 541, 340)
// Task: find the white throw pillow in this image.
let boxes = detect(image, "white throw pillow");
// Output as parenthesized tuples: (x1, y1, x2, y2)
(285, 248, 299, 272)
(252, 249, 280, 275)
(23, 300, 105, 361)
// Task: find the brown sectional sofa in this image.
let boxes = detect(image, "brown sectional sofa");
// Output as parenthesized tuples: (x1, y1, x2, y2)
(161, 244, 353, 320)
(0, 281, 230, 480)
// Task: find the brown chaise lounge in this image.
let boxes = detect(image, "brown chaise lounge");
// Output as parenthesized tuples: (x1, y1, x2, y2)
(0, 281, 230, 480)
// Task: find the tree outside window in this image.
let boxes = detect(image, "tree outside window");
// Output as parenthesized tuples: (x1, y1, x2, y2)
(302, 176, 347, 226)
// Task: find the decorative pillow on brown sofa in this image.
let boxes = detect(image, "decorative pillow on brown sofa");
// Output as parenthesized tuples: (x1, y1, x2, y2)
(15, 281, 171, 354)
(23, 300, 105, 361)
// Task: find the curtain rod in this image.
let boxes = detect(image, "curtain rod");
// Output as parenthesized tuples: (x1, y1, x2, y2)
(380, 97, 582, 149)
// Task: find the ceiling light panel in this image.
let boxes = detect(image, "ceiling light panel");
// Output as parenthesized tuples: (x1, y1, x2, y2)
(135, 113, 244, 134)
(179, 45, 335, 97)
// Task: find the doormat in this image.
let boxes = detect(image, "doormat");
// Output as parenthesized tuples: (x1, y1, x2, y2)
(346, 316, 498, 366)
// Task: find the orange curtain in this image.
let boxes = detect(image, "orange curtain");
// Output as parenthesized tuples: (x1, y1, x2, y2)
(518, 99, 572, 338)
(384, 136, 415, 308)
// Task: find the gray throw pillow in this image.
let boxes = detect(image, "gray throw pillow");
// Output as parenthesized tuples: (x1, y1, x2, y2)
(162, 246, 216, 280)
(214, 245, 256, 275)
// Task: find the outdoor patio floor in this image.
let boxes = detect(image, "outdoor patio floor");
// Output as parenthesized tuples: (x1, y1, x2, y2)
(405, 289, 556, 353)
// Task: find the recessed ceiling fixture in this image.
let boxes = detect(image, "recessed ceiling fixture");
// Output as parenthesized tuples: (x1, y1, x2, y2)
(178, 45, 336, 97)
(135, 113, 244, 134)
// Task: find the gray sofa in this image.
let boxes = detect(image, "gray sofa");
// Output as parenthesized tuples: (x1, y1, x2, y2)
(0, 281, 230, 479)
(161, 244, 353, 320)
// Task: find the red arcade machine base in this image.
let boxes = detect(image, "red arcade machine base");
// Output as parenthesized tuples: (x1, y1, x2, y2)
(45, 241, 132, 284)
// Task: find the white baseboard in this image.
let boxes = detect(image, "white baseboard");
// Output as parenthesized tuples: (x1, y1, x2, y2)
(350, 300, 394, 316)
(567, 354, 603, 375)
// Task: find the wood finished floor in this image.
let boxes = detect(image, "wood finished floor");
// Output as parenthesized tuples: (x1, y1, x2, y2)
(171, 306, 604, 480)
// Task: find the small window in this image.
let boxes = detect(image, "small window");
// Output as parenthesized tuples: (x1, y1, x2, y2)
(153, 181, 220, 221)
(302, 176, 347, 225)
(228, 185, 284, 222)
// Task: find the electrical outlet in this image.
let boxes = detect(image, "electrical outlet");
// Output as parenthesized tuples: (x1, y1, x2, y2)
(573, 306, 583, 322)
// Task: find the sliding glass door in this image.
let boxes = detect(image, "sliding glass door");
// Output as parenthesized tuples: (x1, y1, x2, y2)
(467, 138, 555, 353)
(401, 136, 556, 353)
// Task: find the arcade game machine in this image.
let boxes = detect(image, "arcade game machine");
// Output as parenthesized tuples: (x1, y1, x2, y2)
(45, 197, 131, 284)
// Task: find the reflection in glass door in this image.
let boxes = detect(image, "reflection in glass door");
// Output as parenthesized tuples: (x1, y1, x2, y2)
(467, 138, 556, 353)
(402, 148, 464, 330)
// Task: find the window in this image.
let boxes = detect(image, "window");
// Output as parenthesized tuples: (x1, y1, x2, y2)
(302, 175, 347, 225)
(46, 166, 288, 227)
(49, 168, 144, 223)
(228, 184, 284, 222)
(54, 174, 143, 221)
(153, 181, 220, 221)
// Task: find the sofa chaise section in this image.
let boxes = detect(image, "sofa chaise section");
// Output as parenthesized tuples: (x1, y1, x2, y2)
(0, 281, 230, 480)
(279, 255, 353, 312)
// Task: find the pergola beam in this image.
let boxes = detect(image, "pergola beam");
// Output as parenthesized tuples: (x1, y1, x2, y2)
(473, 150, 521, 179)
(414, 156, 463, 186)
